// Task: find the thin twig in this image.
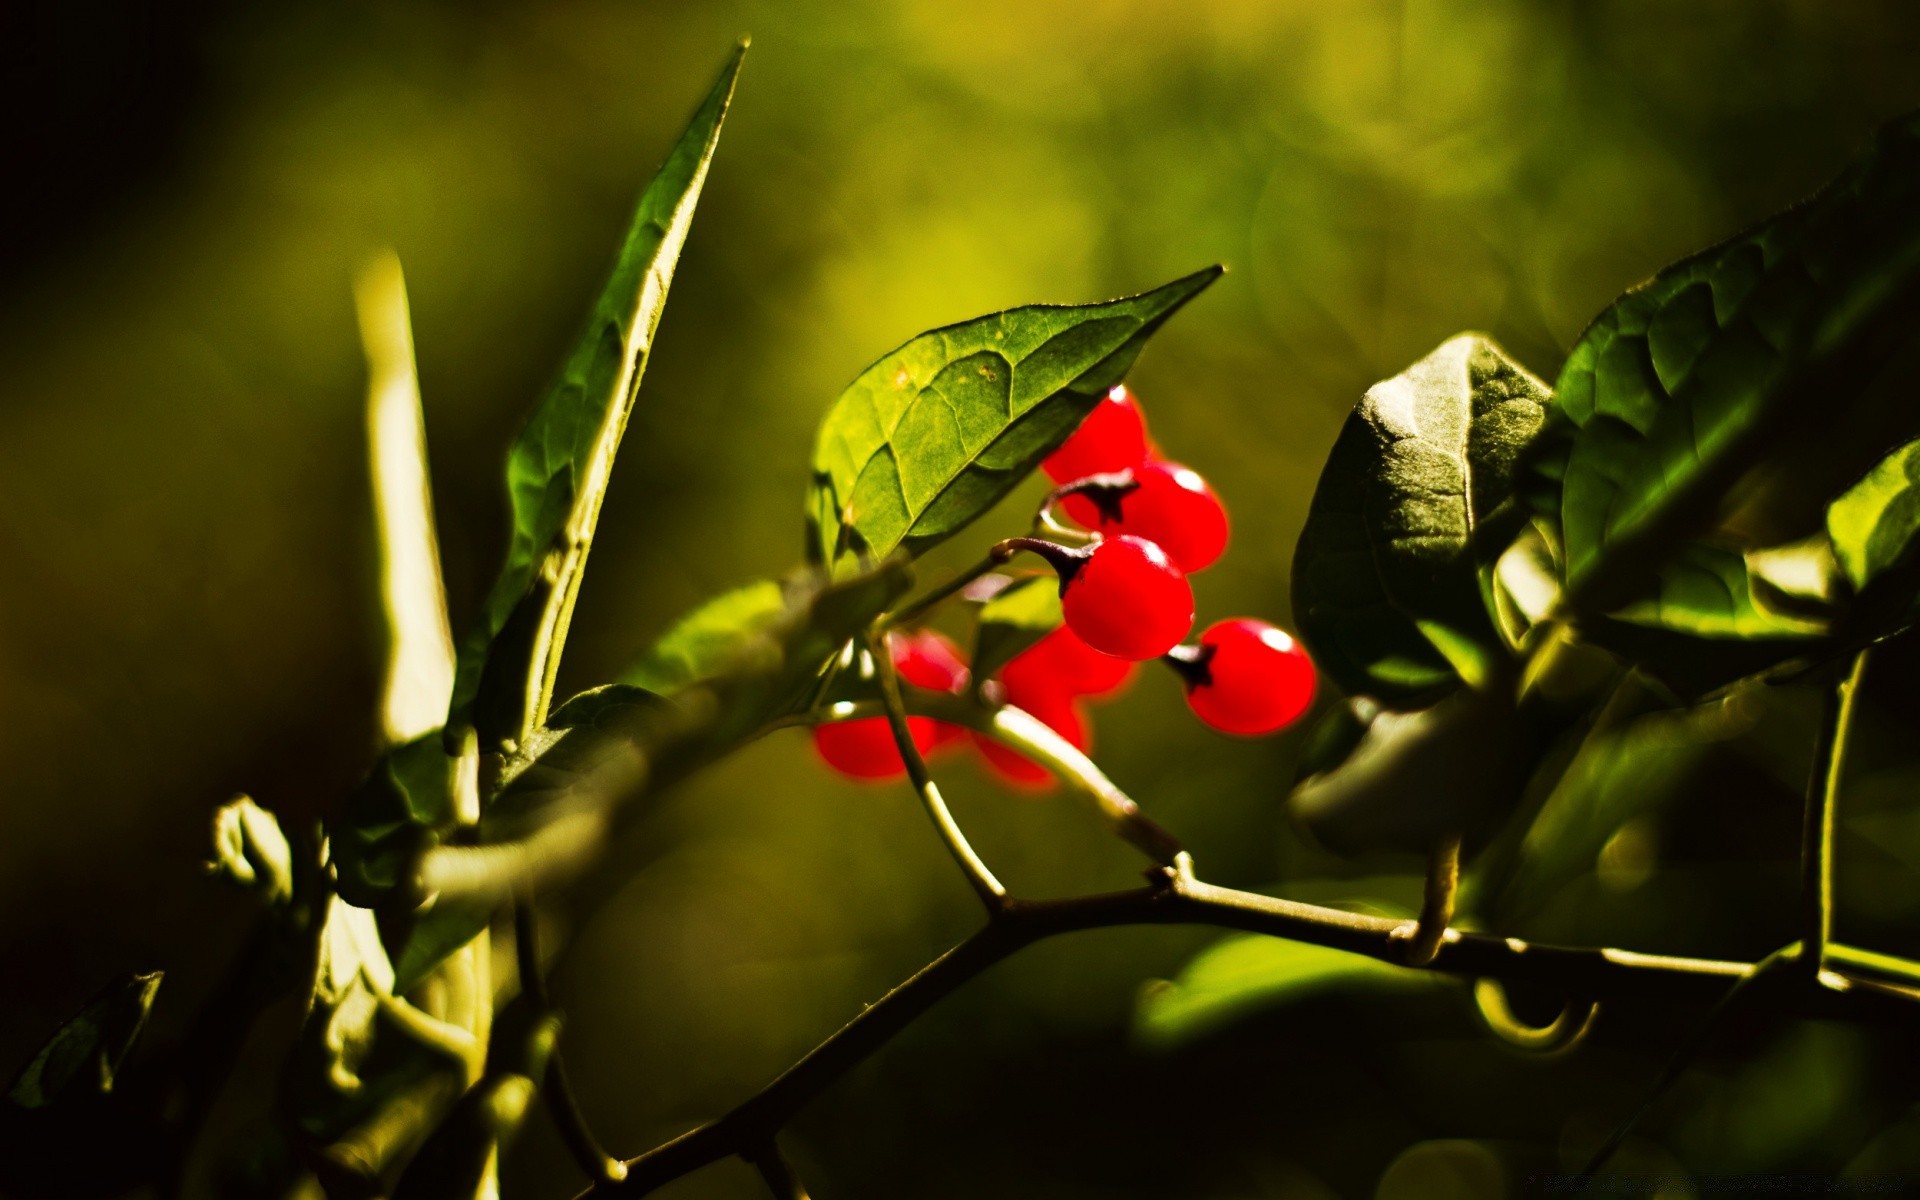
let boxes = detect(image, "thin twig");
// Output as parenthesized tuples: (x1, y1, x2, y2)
(744, 1138, 810, 1199)
(883, 555, 1001, 631)
(1575, 944, 1800, 1184)
(868, 628, 1008, 911)
(578, 877, 1917, 1199)
(1396, 832, 1461, 966)
(1801, 649, 1869, 974)
(515, 898, 627, 1186)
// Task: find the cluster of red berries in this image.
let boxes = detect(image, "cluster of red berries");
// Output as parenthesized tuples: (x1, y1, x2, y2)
(813, 385, 1317, 785)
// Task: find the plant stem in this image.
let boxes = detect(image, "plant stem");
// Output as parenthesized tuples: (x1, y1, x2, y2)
(745, 1138, 810, 1199)
(515, 898, 627, 1186)
(1801, 649, 1869, 974)
(1396, 832, 1460, 966)
(576, 874, 1920, 1199)
(868, 629, 1008, 911)
(883, 555, 1001, 630)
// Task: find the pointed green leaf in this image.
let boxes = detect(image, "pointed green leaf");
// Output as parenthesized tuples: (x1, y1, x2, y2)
(1531, 111, 1920, 613)
(1829, 438, 1920, 593)
(1609, 541, 1828, 638)
(969, 574, 1062, 681)
(450, 43, 747, 752)
(6, 973, 162, 1110)
(807, 267, 1221, 574)
(1292, 334, 1550, 701)
(359, 252, 457, 747)
(623, 579, 788, 695)
(1135, 935, 1414, 1048)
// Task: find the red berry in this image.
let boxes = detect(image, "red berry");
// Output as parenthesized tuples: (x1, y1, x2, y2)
(813, 630, 970, 778)
(1043, 385, 1149, 484)
(973, 674, 1090, 790)
(1005, 626, 1134, 698)
(894, 628, 970, 749)
(1182, 619, 1316, 736)
(1062, 460, 1229, 573)
(1060, 535, 1193, 661)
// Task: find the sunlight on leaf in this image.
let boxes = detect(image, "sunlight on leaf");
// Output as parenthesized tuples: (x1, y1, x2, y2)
(807, 267, 1220, 574)
(1135, 934, 1415, 1048)
(1293, 333, 1549, 702)
(450, 42, 748, 753)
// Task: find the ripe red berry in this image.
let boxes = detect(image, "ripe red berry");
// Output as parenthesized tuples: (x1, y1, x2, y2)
(812, 629, 970, 779)
(1043, 385, 1149, 484)
(1059, 535, 1193, 661)
(1062, 460, 1229, 573)
(1005, 625, 1134, 698)
(973, 675, 1090, 790)
(1180, 619, 1316, 736)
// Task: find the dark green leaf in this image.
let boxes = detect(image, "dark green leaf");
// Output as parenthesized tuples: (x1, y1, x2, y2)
(1292, 334, 1550, 702)
(1829, 438, 1920, 593)
(449, 43, 747, 752)
(208, 794, 293, 906)
(1530, 111, 1920, 614)
(807, 267, 1221, 574)
(331, 732, 460, 909)
(623, 579, 787, 695)
(969, 574, 1061, 680)
(1289, 685, 1530, 855)
(1135, 935, 1416, 1048)
(6, 973, 162, 1110)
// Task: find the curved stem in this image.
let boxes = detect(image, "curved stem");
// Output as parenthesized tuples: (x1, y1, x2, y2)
(883, 556, 1002, 631)
(1395, 832, 1460, 966)
(1801, 649, 1869, 974)
(576, 875, 1919, 1199)
(515, 898, 627, 1185)
(868, 629, 1007, 911)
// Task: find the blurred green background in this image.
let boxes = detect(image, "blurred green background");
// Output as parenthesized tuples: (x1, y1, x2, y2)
(6, 2, 1920, 1196)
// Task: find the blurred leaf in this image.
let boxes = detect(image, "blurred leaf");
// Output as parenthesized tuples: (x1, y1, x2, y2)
(1529, 111, 1920, 614)
(287, 897, 479, 1193)
(358, 251, 457, 748)
(1292, 334, 1549, 701)
(5, 972, 162, 1110)
(969, 574, 1061, 680)
(449, 43, 746, 752)
(332, 732, 460, 909)
(1609, 542, 1828, 638)
(623, 578, 787, 695)
(1827, 439, 1920, 640)
(806, 267, 1220, 574)
(1290, 697, 1381, 784)
(1289, 685, 1529, 855)
(1135, 934, 1416, 1048)
(208, 794, 293, 906)
(392, 1007, 560, 1200)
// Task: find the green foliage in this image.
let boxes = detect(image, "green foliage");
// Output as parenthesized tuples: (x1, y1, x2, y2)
(1528, 112, 1920, 615)
(333, 733, 461, 908)
(623, 578, 788, 695)
(449, 43, 747, 752)
(1831, 442, 1920, 593)
(1292, 334, 1549, 702)
(5, 973, 162, 1110)
(969, 574, 1062, 681)
(1135, 933, 1415, 1048)
(806, 267, 1220, 574)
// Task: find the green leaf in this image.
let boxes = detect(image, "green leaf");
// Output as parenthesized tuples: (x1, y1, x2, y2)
(208, 794, 293, 906)
(1608, 541, 1827, 638)
(1289, 684, 1530, 855)
(1292, 334, 1550, 702)
(1829, 438, 1920, 593)
(623, 579, 788, 695)
(969, 574, 1061, 680)
(1531, 111, 1920, 614)
(331, 732, 461, 909)
(358, 251, 457, 747)
(449, 42, 747, 752)
(1135, 935, 1415, 1048)
(806, 267, 1221, 574)
(6, 973, 162, 1109)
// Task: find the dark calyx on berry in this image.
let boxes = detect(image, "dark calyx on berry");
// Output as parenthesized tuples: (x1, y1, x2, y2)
(1173, 618, 1316, 736)
(1062, 460, 1228, 573)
